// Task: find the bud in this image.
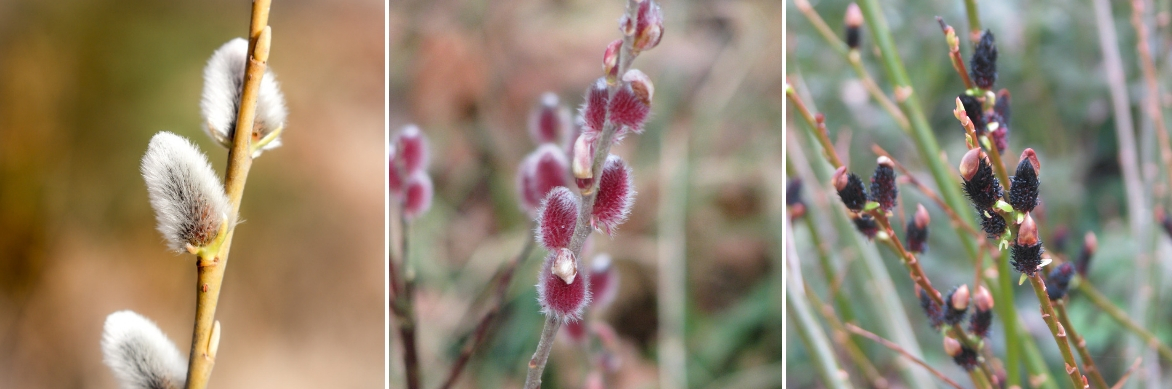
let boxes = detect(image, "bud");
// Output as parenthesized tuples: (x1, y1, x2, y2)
(536, 187, 580, 250)
(960, 148, 1003, 210)
(833, 167, 868, 212)
(943, 285, 969, 325)
(581, 78, 609, 134)
(632, 0, 664, 53)
(970, 286, 994, 338)
(1076, 231, 1097, 276)
(572, 134, 596, 192)
(980, 211, 1007, 238)
(918, 286, 944, 330)
(200, 38, 287, 155)
(530, 92, 572, 145)
(1011, 213, 1045, 276)
(958, 94, 986, 134)
(141, 132, 230, 253)
(609, 70, 654, 135)
(906, 204, 930, 253)
(969, 29, 998, 89)
(593, 155, 636, 234)
(1051, 226, 1070, 254)
(994, 89, 1012, 124)
(603, 39, 623, 84)
(402, 171, 434, 221)
(944, 337, 979, 371)
(101, 311, 186, 389)
(516, 156, 541, 214)
(844, 3, 863, 49)
(589, 254, 620, 309)
(1047, 262, 1075, 300)
(852, 214, 879, 239)
(396, 125, 429, 174)
(537, 248, 592, 321)
(787, 178, 807, 220)
(529, 144, 572, 202)
(1008, 150, 1040, 213)
(869, 157, 898, 211)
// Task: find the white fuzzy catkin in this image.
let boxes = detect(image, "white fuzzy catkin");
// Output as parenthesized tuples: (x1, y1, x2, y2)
(200, 38, 287, 154)
(101, 311, 187, 389)
(141, 132, 230, 253)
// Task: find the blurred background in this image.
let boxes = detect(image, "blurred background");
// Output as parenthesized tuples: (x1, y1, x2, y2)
(788, 0, 1172, 387)
(390, 0, 784, 387)
(0, 0, 384, 387)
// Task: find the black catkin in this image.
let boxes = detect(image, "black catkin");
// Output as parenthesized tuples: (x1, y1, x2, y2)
(1047, 263, 1075, 300)
(1008, 159, 1040, 213)
(970, 30, 998, 89)
(1011, 241, 1044, 276)
(837, 173, 868, 212)
(959, 94, 986, 134)
(962, 157, 1003, 211)
(869, 163, 898, 211)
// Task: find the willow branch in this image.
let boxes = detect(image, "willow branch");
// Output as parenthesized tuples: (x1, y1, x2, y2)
(1027, 274, 1085, 387)
(845, 323, 964, 389)
(183, 2, 270, 388)
(785, 86, 843, 168)
(1074, 279, 1172, 362)
(1055, 299, 1108, 389)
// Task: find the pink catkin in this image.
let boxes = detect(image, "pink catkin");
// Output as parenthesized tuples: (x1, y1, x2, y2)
(536, 187, 579, 250)
(592, 155, 635, 234)
(528, 144, 571, 203)
(581, 78, 609, 135)
(530, 93, 569, 145)
(515, 156, 540, 213)
(403, 171, 433, 220)
(608, 84, 649, 133)
(588, 254, 619, 309)
(537, 249, 591, 321)
(398, 125, 428, 174)
(388, 148, 405, 195)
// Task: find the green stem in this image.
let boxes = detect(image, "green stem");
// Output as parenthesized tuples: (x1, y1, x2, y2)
(963, 0, 982, 42)
(1027, 274, 1084, 387)
(1075, 277, 1172, 362)
(787, 282, 854, 389)
(1055, 300, 1109, 389)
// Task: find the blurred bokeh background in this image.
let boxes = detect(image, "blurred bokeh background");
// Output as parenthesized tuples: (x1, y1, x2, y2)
(0, 0, 384, 387)
(390, 0, 784, 387)
(788, 0, 1172, 387)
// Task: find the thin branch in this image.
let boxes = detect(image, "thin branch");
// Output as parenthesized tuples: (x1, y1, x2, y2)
(1131, 0, 1172, 205)
(1110, 357, 1144, 389)
(395, 215, 421, 389)
(804, 284, 888, 388)
(844, 323, 964, 389)
(785, 86, 844, 168)
(1074, 279, 1172, 362)
(936, 18, 974, 90)
(184, 2, 270, 388)
(1027, 274, 1086, 387)
(1055, 299, 1108, 389)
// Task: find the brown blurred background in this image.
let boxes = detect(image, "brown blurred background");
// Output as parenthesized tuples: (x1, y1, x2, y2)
(0, 0, 384, 387)
(391, 0, 783, 387)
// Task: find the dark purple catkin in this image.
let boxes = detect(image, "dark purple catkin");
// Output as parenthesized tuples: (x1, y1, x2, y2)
(970, 30, 998, 89)
(906, 204, 930, 253)
(1075, 232, 1097, 277)
(959, 148, 1003, 211)
(958, 94, 986, 134)
(942, 285, 969, 326)
(1008, 149, 1040, 213)
(1011, 214, 1045, 276)
(844, 4, 863, 49)
(969, 286, 994, 338)
(918, 287, 944, 330)
(979, 211, 1007, 239)
(853, 214, 879, 239)
(833, 167, 868, 212)
(944, 337, 979, 371)
(869, 157, 898, 211)
(1047, 262, 1075, 300)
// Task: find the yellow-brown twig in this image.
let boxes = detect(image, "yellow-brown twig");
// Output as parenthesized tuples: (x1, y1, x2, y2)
(845, 323, 963, 389)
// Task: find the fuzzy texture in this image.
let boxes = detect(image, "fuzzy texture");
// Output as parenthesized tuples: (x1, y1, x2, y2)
(632, 0, 663, 52)
(969, 30, 998, 89)
(1047, 262, 1075, 301)
(852, 214, 878, 239)
(979, 211, 1006, 238)
(141, 132, 230, 253)
(905, 218, 929, 253)
(529, 92, 571, 145)
(958, 94, 986, 135)
(562, 319, 588, 344)
(1011, 241, 1045, 276)
(528, 144, 571, 204)
(581, 78, 609, 135)
(837, 173, 868, 211)
(101, 311, 186, 389)
(395, 125, 429, 174)
(969, 309, 993, 338)
(951, 345, 980, 371)
(388, 147, 405, 195)
(588, 254, 619, 309)
(918, 288, 944, 330)
(200, 38, 287, 154)
(962, 155, 1003, 210)
(1008, 159, 1040, 212)
(515, 156, 541, 214)
(868, 164, 898, 211)
(592, 155, 635, 234)
(942, 287, 968, 325)
(536, 187, 580, 250)
(607, 82, 650, 132)
(402, 171, 434, 221)
(536, 249, 592, 321)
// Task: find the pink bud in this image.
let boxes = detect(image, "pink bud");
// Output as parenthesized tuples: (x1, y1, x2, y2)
(529, 92, 571, 145)
(396, 125, 429, 174)
(609, 71, 652, 133)
(593, 155, 635, 234)
(604, 39, 623, 84)
(403, 171, 434, 220)
(515, 155, 540, 214)
(589, 254, 619, 309)
(536, 187, 580, 250)
(537, 248, 591, 321)
(580, 78, 609, 135)
(528, 144, 571, 203)
(572, 133, 596, 192)
(633, 0, 664, 53)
